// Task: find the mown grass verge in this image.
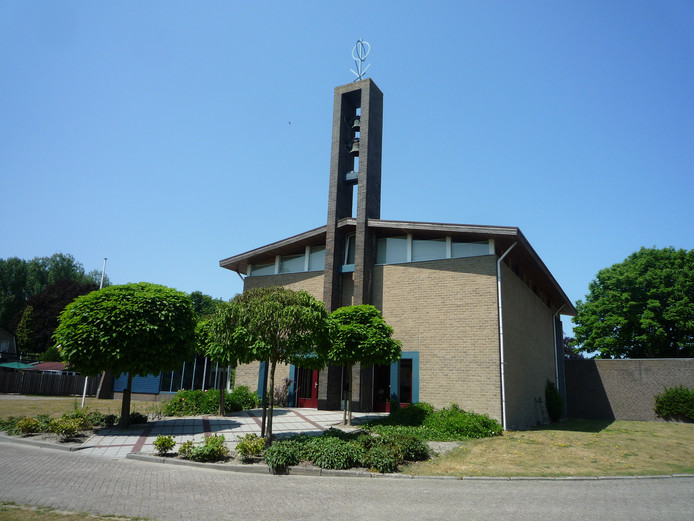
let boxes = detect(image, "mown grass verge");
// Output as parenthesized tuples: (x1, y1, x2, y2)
(403, 419, 694, 477)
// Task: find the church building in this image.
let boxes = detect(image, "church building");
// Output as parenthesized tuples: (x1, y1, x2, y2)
(220, 78, 575, 429)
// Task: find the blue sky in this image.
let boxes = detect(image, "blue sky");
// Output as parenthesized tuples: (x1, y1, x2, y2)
(2, 1, 693, 335)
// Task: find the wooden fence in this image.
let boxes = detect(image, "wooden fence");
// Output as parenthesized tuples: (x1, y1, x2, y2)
(0, 371, 100, 396)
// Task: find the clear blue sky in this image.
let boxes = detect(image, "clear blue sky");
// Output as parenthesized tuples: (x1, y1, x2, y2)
(2, 1, 693, 335)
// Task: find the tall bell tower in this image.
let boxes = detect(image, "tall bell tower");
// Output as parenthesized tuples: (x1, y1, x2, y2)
(323, 78, 383, 311)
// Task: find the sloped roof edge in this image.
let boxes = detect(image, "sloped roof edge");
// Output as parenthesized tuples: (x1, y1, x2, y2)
(219, 219, 576, 316)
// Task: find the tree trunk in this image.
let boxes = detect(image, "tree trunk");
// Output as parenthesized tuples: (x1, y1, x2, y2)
(261, 360, 269, 437)
(120, 373, 133, 428)
(218, 368, 226, 416)
(347, 364, 353, 426)
(342, 366, 347, 425)
(96, 371, 107, 399)
(266, 359, 277, 444)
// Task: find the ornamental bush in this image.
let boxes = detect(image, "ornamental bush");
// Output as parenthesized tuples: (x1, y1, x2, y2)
(263, 440, 300, 472)
(362, 445, 399, 474)
(386, 402, 434, 426)
(378, 433, 429, 462)
(49, 418, 80, 440)
(16, 417, 42, 434)
(178, 435, 229, 462)
(162, 386, 259, 417)
(227, 385, 260, 412)
(235, 433, 266, 460)
(153, 435, 176, 456)
(60, 410, 93, 431)
(654, 385, 694, 422)
(302, 436, 364, 470)
(421, 404, 502, 439)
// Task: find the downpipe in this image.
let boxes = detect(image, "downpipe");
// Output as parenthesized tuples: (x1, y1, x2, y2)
(497, 242, 516, 431)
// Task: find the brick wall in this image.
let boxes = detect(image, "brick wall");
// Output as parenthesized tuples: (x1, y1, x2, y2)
(372, 255, 503, 420)
(500, 262, 556, 428)
(565, 358, 694, 420)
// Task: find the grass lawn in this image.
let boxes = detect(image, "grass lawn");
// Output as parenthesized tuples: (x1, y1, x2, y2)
(0, 396, 160, 421)
(0, 503, 150, 521)
(404, 419, 694, 477)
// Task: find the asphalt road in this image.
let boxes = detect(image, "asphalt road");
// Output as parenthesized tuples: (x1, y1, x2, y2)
(1, 442, 692, 521)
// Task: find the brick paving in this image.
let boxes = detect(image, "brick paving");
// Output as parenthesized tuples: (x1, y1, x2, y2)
(1, 441, 693, 521)
(75, 408, 380, 458)
(1, 407, 693, 520)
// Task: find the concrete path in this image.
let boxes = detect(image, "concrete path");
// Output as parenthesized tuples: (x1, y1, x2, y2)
(1, 441, 693, 521)
(78, 408, 382, 458)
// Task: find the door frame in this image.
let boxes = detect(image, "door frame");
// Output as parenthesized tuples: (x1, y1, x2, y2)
(373, 351, 420, 412)
(295, 367, 319, 408)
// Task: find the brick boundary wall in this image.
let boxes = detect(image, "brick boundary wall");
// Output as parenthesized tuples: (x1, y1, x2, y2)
(564, 358, 694, 421)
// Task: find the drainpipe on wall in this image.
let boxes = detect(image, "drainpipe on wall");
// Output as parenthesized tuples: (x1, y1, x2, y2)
(497, 242, 517, 431)
(552, 305, 565, 391)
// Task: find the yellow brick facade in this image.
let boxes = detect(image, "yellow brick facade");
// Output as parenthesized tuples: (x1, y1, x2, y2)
(372, 255, 502, 420)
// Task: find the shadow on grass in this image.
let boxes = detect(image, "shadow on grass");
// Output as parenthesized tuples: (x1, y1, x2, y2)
(531, 418, 614, 433)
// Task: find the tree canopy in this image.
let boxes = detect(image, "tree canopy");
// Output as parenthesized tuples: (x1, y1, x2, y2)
(54, 282, 197, 425)
(15, 279, 99, 354)
(572, 247, 694, 358)
(190, 290, 224, 319)
(328, 305, 402, 424)
(209, 286, 330, 441)
(0, 253, 109, 331)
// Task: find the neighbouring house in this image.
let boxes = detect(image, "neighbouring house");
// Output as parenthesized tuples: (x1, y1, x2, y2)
(0, 326, 18, 360)
(219, 79, 576, 429)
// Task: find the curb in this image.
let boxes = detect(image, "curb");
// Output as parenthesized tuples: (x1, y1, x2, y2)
(0, 433, 84, 452)
(124, 452, 694, 481)
(4, 435, 694, 482)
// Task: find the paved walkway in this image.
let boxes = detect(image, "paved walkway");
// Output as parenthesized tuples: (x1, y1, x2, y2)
(79, 408, 382, 458)
(1, 441, 693, 521)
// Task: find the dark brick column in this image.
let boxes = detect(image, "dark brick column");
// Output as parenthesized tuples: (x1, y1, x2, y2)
(321, 79, 384, 411)
(323, 78, 383, 311)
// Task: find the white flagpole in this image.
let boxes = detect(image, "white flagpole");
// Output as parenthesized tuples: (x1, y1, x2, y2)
(82, 258, 107, 408)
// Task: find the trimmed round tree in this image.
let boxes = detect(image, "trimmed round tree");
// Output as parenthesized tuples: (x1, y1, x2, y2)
(328, 305, 402, 425)
(54, 282, 197, 426)
(209, 286, 330, 442)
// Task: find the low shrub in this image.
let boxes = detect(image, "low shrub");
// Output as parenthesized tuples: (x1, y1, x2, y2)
(178, 440, 195, 459)
(0, 417, 21, 435)
(545, 380, 564, 422)
(654, 385, 694, 422)
(303, 436, 363, 470)
(153, 435, 176, 456)
(378, 432, 429, 461)
(263, 441, 300, 472)
(60, 410, 93, 430)
(421, 404, 502, 440)
(235, 433, 266, 460)
(49, 418, 80, 440)
(129, 411, 148, 425)
(227, 385, 260, 412)
(162, 386, 260, 416)
(363, 445, 399, 473)
(178, 435, 229, 462)
(16, 417, 42, 435)
(386, 402, 434, 426)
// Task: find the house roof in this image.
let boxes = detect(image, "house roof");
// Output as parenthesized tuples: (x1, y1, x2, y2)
(30, 361, 67, 372)
(220, 218, 576, 316)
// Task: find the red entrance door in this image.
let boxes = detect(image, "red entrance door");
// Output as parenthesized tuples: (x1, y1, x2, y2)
(296, 368, 319, 408)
